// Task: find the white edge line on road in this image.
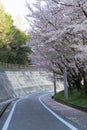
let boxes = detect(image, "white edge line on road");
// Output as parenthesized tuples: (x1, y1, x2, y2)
(2, 99, 21, 130)
(39, 94, 78, 130)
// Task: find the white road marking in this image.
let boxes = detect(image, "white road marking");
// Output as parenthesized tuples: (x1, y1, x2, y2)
(2, 99, 21, 130)
(39, 94, 78, 130)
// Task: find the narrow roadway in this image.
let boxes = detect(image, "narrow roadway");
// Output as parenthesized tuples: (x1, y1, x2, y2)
(2, 93, 78, 130)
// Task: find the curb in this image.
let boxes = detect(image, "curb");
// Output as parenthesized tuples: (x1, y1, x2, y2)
(54, 98, 87, 113)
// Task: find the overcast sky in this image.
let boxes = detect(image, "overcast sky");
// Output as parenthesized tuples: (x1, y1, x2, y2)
(1, 0, 36, 31)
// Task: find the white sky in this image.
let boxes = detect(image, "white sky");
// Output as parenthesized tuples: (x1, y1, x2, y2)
(0, 0, 36, 31)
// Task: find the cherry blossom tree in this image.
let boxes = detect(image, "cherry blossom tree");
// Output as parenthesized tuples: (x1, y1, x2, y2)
(26, 0, 87, 95)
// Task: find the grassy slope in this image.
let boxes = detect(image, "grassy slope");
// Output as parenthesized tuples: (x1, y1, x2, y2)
(54, 88, 87, 108)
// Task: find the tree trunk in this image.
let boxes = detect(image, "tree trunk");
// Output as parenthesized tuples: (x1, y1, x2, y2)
(64, 66, 68, 100)
(53, 72, 56, 95)
(83, 72, 87, 96)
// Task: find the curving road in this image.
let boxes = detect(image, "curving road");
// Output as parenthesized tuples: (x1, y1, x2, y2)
(2, 93, 78, 130)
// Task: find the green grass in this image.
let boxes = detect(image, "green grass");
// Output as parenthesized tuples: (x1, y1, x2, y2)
(54, 88, 87, 108)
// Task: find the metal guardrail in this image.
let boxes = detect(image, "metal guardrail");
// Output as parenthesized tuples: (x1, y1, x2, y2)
(0, 102, 10, 118)
(0, 62, 35, 69)
(0, 98, 19, 118)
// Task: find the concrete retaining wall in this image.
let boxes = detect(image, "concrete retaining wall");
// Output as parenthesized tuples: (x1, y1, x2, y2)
(0, 68, 63, 101)
(0, 69, 52, 100)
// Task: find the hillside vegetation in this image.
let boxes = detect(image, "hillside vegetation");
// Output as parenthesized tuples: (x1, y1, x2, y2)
(0, 3, 31, 65)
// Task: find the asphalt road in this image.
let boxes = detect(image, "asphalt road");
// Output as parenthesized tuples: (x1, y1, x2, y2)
(1, 93, 78, 130)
